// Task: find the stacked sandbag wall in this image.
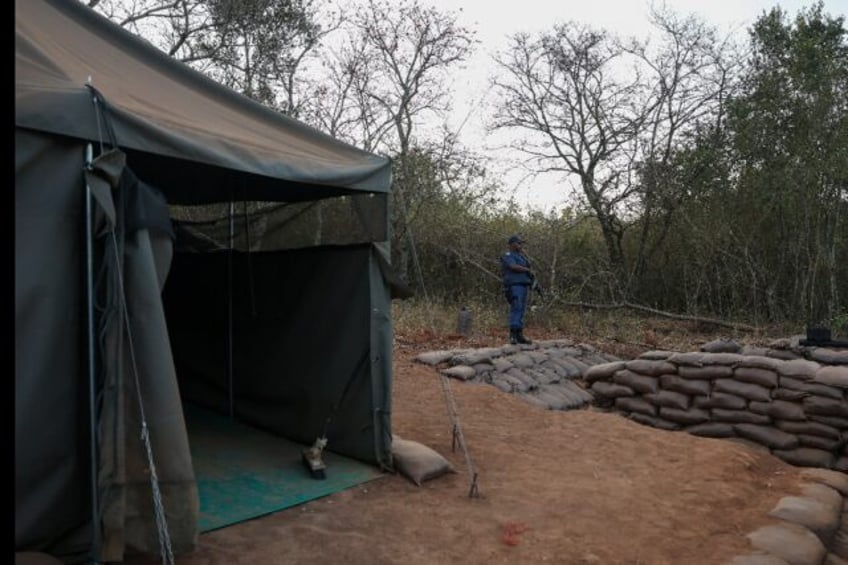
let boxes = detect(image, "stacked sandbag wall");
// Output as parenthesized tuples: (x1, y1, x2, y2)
(414, 340, 620, 411)
(731, 468, 848, 565)
(585, 349, 848, 472)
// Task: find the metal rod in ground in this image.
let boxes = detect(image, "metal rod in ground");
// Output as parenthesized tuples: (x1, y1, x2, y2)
(438, 374, 480, 498)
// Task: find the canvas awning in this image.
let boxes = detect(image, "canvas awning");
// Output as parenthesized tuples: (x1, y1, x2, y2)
(15, 0, 392, 204)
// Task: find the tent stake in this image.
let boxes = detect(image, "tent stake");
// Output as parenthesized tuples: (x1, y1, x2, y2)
(84, 143, 102, 564)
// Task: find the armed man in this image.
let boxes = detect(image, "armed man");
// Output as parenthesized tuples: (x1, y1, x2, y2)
(500, 234, 535, 345)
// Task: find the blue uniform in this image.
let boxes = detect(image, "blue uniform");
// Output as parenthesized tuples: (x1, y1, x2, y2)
(501, 251, 532, 331)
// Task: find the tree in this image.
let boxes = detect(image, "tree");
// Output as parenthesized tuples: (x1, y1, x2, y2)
(490, 11, 736, 296)
(724, 2, 848, 322)
(328, 0, 476, 280)
(621, 6, 740, 287)
(87, 0, 337, 115)
(491, 24, 644, 282)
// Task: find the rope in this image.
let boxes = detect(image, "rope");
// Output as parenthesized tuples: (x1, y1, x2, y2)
(395, 185, 480, 498)
(88, 85, 174, 564)
(394, 186, 436, 332)
(439, 374, 480, 498)
(109, 233, 175, 565)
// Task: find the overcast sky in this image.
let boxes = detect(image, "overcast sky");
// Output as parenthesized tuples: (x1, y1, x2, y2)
(405, 0, 848, 212)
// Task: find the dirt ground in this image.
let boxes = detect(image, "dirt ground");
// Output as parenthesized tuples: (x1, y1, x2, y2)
(132, 328, 809, 565)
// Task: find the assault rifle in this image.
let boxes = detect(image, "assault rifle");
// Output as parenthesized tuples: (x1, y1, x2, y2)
(529, 272, 544, 298)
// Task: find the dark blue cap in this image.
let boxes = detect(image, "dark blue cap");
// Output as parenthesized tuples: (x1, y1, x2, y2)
(508, 235, 524, 244)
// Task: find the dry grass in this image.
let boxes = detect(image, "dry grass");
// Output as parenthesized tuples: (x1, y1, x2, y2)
(391, 298, 800, 359)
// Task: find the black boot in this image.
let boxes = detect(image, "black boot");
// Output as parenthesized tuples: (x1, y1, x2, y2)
(516, 330, 532, 345)
(509, 329, 518, 345)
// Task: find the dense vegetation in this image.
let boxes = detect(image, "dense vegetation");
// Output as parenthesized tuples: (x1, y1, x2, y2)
(89, 0, 847, 329)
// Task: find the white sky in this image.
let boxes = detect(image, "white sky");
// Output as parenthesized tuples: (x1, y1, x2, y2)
(407, 0, 848, 213)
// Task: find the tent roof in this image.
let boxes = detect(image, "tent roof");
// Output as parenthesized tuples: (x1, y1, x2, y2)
(15, 0, 391, 203)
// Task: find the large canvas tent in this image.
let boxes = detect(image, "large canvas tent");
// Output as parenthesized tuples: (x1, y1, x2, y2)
(15, 0, 399, 562)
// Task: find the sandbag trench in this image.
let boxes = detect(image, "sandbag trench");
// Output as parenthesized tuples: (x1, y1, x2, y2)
(584, 337, 848, 473)
(414, 339, 622, 411)
(730, 467, 848, 565)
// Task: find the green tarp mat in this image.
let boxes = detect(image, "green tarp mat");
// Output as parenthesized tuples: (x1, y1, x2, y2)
(185, 404, 386, 533)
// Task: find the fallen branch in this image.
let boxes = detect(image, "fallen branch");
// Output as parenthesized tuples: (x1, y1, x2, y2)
(554, 300, 759, 332)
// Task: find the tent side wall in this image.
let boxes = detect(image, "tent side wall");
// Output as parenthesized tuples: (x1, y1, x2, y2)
(162, 245, 393, 466)
(15, 128, 92, 556)
(15, 128, 200, 561)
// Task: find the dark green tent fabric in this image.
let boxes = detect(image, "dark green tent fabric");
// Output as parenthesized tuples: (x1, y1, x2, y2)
(15, 0, 395, 562)
(15, 0, 391, 204)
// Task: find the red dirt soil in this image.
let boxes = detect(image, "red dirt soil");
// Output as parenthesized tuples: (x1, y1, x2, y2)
(128, 329, 809, 565)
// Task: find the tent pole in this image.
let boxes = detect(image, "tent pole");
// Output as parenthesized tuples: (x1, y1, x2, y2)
(84, 143, 102, 564)
(227, 198, 235, 420)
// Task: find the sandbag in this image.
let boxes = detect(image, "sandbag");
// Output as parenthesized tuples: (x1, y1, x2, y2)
(526, 367, 559, 386)
(452, 348, 503, 366)
(659, 375, 711, 396)
(415, 350, 459, 365)
(679, 366, 733, 380)
(667, 352, 705, 366)
(553, 357, 585, 379)
(772, 447, 835, 469)
(714, 379, 771, 402)
(775, 420, 842, 440)
(712, 409, 770, 425)
(615, 397, 658, 416)
(441, 365, 478, 381)
(808, 348, 848, 365)
(772, 388, 810, 402)
(639, 350, 674, 360)
(612, 370, 659, 395)
(734, 424, 799, 450)
(798, 468, 848, 496)
(781, 377, 845, 400)
(518, 392, 552, 410)
(693, 392, 748, 410)
(570, 358, 594, 376)
(685, 422, 736, 438)
(808, 415, 848, 430)
(590, 381, 635, 399)
(738, 355, 784, 371)
(778, 359, 822, 380)
(644, 390, 691, 410)
(747, 400, 807, 421)
(734, 367, 779, 388)
(507, 368, 538, 391)
(767, 349, 802, 361)
(813, 366, 848, 389)
(700, 352, 747, 365)
(768, 491, 842, 542)
(659, 406, 710, 425)
(624, 359, 676, 376)
(505, 352, 536, 369)
(803, 397, 848, 418)
(628, 412, 680, 431)
(746, 522, 827, 565)
(391, 438, 456, 486)
(797, 434, 843, 452)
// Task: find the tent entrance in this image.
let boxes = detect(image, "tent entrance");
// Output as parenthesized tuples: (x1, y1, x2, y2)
(184, 403, 384, 532)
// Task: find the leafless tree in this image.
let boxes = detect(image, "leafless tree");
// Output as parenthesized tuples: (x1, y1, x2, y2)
(490, 10, 738, 291)
(311, 0, 476, 278)
(491, 23, 648, 277)
(86, 0, 340, 115)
